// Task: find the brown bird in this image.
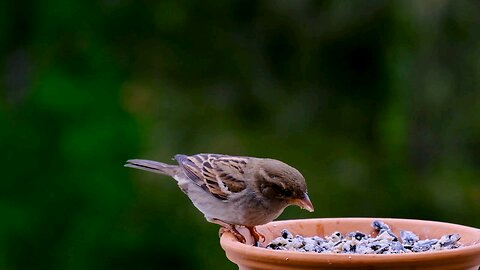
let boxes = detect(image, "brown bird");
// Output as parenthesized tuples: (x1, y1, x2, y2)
(125, 153, 314, 244)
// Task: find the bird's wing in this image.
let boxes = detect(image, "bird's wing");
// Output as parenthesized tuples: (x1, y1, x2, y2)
(174, 154, 248, 200)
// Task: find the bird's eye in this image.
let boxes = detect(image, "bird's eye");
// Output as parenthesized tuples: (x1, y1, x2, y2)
(271, 184, 283, 193)
(270, 184, 294, 199)
(257, 172, 294, 199)
(281, 188, 293, 197)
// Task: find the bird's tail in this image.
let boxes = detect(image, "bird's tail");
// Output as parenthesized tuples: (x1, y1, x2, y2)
(125, 159, 179, 176)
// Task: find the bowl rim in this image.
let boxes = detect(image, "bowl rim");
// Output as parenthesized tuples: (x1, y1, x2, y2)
(220, 217, 480, 264)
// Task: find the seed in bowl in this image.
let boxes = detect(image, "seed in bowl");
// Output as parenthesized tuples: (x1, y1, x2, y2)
(265, 220, 462, 254)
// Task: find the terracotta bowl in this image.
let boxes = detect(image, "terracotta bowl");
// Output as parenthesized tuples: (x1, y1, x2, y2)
(220, 218, 480, 270)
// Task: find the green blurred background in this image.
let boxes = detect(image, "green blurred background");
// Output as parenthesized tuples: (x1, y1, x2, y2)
(1, 1, 480, 269)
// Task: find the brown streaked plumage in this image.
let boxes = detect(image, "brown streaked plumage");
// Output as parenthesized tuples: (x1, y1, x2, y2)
(125, 153, 314, 244)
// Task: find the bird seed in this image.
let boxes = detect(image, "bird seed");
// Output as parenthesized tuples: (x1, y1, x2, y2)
(265, 220, 462, 254)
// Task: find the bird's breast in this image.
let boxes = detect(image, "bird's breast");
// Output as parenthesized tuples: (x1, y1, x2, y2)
(173, 174, 287, 226)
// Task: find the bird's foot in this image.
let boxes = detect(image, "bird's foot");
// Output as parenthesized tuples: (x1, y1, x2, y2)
(210, 218, 249, 244)
(246, 226, 265, 246)
(219, 225, 246, 243)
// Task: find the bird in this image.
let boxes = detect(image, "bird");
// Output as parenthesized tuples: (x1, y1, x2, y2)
(125, 153, 314, 244)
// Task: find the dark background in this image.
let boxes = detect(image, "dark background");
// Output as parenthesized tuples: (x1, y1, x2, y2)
(1, 1, 479, 269)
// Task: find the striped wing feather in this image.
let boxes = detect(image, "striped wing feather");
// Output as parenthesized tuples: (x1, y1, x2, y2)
(175, 154, 248, 200)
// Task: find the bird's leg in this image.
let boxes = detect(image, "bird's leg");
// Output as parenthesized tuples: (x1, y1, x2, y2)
(218, 226, 246, 243)
(209, 218, 246, 243)
(246, 226, 265, 246)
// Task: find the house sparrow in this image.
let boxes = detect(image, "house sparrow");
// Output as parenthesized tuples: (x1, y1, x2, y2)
(125, 153, 314, 244)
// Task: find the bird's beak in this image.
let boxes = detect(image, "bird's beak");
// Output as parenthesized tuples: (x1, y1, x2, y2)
(291, 193, 314, 212)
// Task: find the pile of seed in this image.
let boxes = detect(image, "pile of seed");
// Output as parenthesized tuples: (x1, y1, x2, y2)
(266, 220, 462, 254)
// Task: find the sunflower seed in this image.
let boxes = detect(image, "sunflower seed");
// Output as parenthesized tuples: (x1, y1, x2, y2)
(265, 220, 462, 254)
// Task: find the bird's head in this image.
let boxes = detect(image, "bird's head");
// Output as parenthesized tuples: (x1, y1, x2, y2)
(254, 158, 314, 212)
